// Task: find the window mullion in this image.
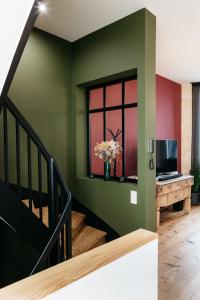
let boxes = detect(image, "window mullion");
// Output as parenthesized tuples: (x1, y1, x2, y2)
(87, 89, 91, 176)
(122, 82, 125, 178)
(103, 86, 106, 141)
(89, 103, 137, 114)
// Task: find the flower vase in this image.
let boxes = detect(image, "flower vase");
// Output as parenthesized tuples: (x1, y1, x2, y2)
(104, 161, 111, 181)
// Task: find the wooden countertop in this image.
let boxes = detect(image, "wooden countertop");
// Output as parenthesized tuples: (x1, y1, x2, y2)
(0, 229, 157, 300)
(156, 175, 193, 186)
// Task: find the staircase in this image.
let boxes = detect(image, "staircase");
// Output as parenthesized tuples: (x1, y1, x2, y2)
(0, 95, 73, 287)
(0, 95, 108, 288)
(22, 200, 107, 257)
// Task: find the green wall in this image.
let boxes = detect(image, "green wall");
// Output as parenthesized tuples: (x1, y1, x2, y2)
(8, 29, 73, 188)
(72, 9, 156, 235)
(8, 9, 156, 235)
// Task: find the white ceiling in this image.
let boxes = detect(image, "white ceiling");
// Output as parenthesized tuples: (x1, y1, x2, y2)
(36, 0, 200, 83)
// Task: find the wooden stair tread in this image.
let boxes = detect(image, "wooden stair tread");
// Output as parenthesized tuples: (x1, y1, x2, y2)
(21, 200, 107, 257)
(21, 201, 85, 237)
(72, 225, 107, 257)
(22, 199, 49, 227)
(72, 211, 86, 239)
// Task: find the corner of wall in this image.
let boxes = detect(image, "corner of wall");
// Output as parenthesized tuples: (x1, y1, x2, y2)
(181, 83, 192, 174)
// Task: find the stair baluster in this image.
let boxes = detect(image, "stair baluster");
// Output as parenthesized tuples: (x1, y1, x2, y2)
(15, 119, 21, 198)
(3, 106, 8, 183)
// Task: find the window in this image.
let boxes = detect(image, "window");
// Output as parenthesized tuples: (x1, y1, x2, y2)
(87, 77, 138, 181)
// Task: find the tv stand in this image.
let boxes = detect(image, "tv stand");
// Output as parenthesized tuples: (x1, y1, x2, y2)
(156, 175, 194, 229)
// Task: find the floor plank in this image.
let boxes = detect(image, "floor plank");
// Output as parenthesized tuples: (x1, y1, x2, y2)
(159, 206, 200, 300)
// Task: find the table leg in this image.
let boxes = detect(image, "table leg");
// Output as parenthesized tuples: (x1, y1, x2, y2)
(183, 197, 191, 214)
(157, 208, 160, 230)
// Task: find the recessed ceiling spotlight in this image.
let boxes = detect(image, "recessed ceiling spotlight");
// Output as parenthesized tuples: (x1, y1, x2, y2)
(38, 2, 48, 14)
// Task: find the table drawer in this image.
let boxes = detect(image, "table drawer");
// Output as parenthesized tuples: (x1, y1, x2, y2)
(168, 188, 190, 205)
(157, 184, 172, 196)
(168, 190, 182, 205)
(171, 179, 193, 191)
(157, 195, 168, 207)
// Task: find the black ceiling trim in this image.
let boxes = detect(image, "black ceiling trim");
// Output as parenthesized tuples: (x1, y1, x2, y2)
(1, 0, 41, 97)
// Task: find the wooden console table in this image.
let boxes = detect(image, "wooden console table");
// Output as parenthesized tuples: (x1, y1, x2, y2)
(156, 175, 194, 229)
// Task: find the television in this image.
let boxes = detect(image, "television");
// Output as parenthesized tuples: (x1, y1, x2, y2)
(156, 139, 177, 175)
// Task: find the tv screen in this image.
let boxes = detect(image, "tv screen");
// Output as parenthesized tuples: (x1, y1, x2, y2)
(156, 140, 177, 174)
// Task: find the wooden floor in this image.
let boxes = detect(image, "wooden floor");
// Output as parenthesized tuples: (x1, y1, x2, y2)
(159, 206, 200, 300)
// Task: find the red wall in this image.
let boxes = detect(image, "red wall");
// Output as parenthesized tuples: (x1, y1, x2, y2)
(156, 75, 181, 172)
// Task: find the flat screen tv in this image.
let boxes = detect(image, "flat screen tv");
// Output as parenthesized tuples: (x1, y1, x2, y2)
(156, 139, 177, 175)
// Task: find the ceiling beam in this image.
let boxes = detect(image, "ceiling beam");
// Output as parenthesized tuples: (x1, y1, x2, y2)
(1, 0, 41, 97)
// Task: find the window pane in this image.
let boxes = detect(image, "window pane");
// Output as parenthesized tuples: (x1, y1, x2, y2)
(106, 110, 122, 177)
(89, 88, 103, 110)
(106, 83, 122, 107)
(125, 80, 137, 104)
(125, 108, 137, 176)
(90, 113, 104, 175)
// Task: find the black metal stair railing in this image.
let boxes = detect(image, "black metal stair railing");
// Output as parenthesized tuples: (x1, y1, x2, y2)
(0, 95, 72, 273)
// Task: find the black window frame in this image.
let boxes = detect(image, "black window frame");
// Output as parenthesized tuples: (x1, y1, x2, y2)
(87, 76, 138, 183)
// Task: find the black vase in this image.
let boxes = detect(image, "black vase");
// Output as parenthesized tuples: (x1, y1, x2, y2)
(104, 161, 111, 181)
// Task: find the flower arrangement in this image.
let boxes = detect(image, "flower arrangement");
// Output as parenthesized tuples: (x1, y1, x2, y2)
(94, 140, 122, 162)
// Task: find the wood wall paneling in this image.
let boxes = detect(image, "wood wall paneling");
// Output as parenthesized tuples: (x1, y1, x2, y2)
(181, 83, 192, 174)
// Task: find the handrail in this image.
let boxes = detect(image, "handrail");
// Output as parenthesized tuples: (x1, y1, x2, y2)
(54, 160, 71, 201)
(30, 195, 71, 275)
(0, 96, 5, 113)
(0, 229, 158, 300)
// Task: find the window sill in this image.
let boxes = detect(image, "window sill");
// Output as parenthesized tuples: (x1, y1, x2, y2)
(75, 176, 138, 187)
